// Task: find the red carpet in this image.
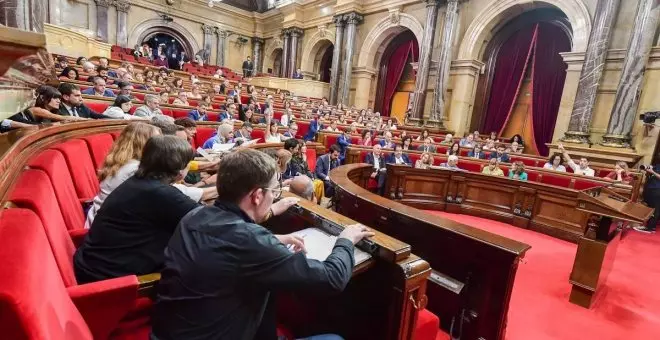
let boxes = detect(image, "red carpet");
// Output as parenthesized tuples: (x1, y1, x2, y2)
(425, 211, 660, 340)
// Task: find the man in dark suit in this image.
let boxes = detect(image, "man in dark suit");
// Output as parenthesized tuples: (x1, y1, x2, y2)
(490, 145, 510, 163)
(386, 145, 411, 166)
(417, 137, 437, 153)
(242, 56, 254, 78)
(315, 145, 340, 197)
(292, 68, 304, 79)
(468, 144, 486, 159)
(364, 144, 387, 195)
(57, 83, 104, 119)
(81, 77, 116, 97)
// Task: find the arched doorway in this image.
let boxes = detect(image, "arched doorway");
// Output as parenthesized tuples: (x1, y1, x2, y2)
(317, 44, 333, 82)
(473, 8, 571, 155)
(143, 33, 187, 69)
(132, 22, 197, 59)
(373, 30, 418, 118)
(270, 48, 283, 76)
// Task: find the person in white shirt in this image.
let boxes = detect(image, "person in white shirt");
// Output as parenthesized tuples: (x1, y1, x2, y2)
(440, 155, 464, 171)
(558, 143, 594, 176)
(325, 120, 340, 132)
(280, 109, 294, 127)
(134, 94, 162, 118)
(543, 153, 567, 172)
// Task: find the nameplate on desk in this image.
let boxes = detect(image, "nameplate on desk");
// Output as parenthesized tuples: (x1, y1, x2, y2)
(291, 228, 372, 266)
(428, 270, 465, 295)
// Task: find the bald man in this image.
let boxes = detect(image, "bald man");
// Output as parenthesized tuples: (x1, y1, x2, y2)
(289, 175, 314, 202)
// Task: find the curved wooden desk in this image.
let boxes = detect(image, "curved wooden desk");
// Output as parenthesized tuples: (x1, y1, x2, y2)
(331, 163, 531, 340)
(0, 121, 433, 340)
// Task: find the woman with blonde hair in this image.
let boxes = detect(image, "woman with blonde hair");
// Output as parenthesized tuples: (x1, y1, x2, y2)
(415, 152, 434, 169)
(85, 122, 161, 227)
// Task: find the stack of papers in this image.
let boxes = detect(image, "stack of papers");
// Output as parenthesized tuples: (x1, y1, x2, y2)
(291, 228, 372, 266)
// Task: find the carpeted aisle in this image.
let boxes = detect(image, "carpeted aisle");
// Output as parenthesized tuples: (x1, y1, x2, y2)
(424, 211, 660, 340)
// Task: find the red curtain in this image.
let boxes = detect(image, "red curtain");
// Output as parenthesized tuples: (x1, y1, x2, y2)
(381, 40, 418, 117)
(530, 23, 571, 156)
(483, 26, 537, 134)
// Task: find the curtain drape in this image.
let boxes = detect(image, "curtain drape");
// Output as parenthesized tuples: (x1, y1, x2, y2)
(530, 23, 571, 156)
(483, 26, 537, 135)
(381, 40, 418, 117)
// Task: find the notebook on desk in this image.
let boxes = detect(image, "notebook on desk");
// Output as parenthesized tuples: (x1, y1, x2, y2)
(291, 228, 372, 266)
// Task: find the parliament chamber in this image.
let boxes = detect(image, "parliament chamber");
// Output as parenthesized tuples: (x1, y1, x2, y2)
(2, 0, 660, 339)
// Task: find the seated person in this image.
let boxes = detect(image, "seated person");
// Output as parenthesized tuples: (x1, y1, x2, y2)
(219, 103, 235, 121)
(379, 131, 396, 149)
(85, 122, 161, 228)
(74, 135, 199, 284)
(482, 139, 496, 152)
(415, 152, 434, 169)
(459, 134, 475, 148)
(446, 142, 460, 156)
(102, 95, 143, 120)
(3, 86, 85, 133)
(289, 174, 315, 201)
(58, 66, 78, 81)
(172, 92, 190, 106)
(336, 129, 351, 163)
(558, 143, 594, 176)
(284, 139, 325, 203)
(509, 161, 528, 181)
(235, 122, 253, 141)
(490, 145, 510, 163)
(439, 155, 464, 171)
(174, 117, 197, 143)
(282, 122, 298, 141)
(325, 119, 341, 132)
(202, 123, 235, 149)
(543, 153, 566, 172)
(439, 133, 453, 145)
(265, 113, 284, 143)
(134, 94, 163, 118)
(315, 145, 340, 197)
(510, 141, 524, 154)
(468, 144, 486, 159)
(82, 76, 116, 97)
(605, 161, 634, 184)
(417, 137, 437, 153)
(151, 148, 374, 340)
(482, 158, 504, 176)
(365, 144, 387, 194)
(58, 83, 106, 119)
(359, 130, 373, 147)
(386, 144, 412, 166)
(188, 102, 209, 121)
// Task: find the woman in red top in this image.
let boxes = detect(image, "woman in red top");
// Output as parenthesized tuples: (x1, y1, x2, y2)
(606, 161, 634, 184)
(360, 130, 373, 146)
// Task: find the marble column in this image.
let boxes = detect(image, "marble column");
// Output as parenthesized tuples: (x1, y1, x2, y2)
(215, 28, 227, 66)
(0, 0, 47, 32)
(410, 0, 440, 123)
(429, 0, 460, 128)
(329, 15, 346, 105)
(94, 0, 112, 42)
(562, 0, 621, 144)
(601, 0, 660, 148)
(252, 37, 265, 74)
(340, 12, 363, 106)
(201, 24, 214, 64)
(114, 0, 131, 48)
(288, 27, 304, 78)
(282, 30, 291, 78)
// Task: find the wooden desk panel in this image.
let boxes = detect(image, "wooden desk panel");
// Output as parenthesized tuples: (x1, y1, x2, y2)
(331, 163, 530, 340)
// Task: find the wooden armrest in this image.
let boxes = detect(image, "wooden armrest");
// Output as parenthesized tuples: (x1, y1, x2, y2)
(137, 273, 161, 297)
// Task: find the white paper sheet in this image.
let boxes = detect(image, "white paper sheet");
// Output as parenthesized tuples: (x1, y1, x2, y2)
(291, 228, 372, 266)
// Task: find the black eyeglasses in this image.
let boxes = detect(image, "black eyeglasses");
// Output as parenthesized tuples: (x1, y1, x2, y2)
(262, 174, 283, 200)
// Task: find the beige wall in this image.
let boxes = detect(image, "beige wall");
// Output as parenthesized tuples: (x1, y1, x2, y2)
(44, 0, 660, 160)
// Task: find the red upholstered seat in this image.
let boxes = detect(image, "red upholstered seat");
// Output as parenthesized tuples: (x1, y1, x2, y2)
(305, 147, 317, 171)
(459, 149, 470, 157)
(81, 133, 114, 170)
(194, 127, 216, 148)
(296, 121, 310, 139)
(50, 139, 100, 200)
(251, 129, 266, 142)
(573, 179, 602, 191)
(408, 152, 421, 165)
(325, 134, 339, 151)
(207, 112, 219, 121)
(9, 170, 78, 287)
(188, 99, 198, 107)
(436, 146, 448, 154)
(510, 156, 537, 167)
(171, 108, 189, 118)
(433, 156, 446, 166)
(86, 101, 109, 114)
(160, 108, 173, 117)
(110, 131, 122, 140)
(540, 173, 572, 188)
(0, 208, 94, 340)
(27, 150, 85, 231)
(359, 150, 370, 163)
(415, 308, 442, 340)
(526, 170, 540, 182)
(458, 160, 482, 173)
(273, 111, 283, 120)
(132, 93, 145, 101)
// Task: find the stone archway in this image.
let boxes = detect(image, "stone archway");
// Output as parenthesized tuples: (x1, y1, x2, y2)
(128, 18, 201, 58)
(264, 37, 284, 74)
(457, 0, 591, 60)
(356, 13, 423, 70)
(301, 28, 335, 73)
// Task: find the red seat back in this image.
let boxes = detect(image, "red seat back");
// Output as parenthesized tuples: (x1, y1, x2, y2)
(171, 108, 189, 119)
(325, 134, 340, 151)
(458, 160, 482, 173)
(81, 133, 114, 170)
(195, 127, 216, 147)
(50, 139, 100, 200)
(540, 173, 572, 188)
(9, 170, 77, 287)
(86, 101, 109, 114)
(510, 156, 538, 167)
(573, 179, 602, 191)
(28, 150, 85, 231)
(0, 208, 93, 340)
(296, 121, 310, 139)
(251, 129, 265, 142)
(526, 170, 540, 182)
(305, 148, 317, 171)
